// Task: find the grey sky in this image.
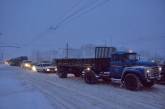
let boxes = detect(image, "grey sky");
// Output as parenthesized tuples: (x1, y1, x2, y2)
(0, 0, 165, 58)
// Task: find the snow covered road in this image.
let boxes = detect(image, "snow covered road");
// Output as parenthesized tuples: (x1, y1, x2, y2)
(0, 65, 165, 109)
(0, 65, 54, 109)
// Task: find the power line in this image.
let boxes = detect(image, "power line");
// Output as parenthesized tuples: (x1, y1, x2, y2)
(52, 0, 100, 30)
(27, 29, 50, 46)
(25, 0, 110, 47)
(59, 0, 110, 28)
(0, 45, 20, 48)
(54, 0, 83, 28)
(24, 0, 84, 46)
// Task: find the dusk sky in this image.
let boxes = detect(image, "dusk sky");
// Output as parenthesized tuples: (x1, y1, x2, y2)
(0, 0, 165, 58)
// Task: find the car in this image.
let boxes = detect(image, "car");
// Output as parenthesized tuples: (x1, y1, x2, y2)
(21, 60, 33, 70)
(32, 63, 57, 73)
(8, 56, 28, 66)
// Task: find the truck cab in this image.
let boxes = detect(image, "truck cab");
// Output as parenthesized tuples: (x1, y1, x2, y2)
(110, 51, 138, 79)
(109, 51, 161, 90)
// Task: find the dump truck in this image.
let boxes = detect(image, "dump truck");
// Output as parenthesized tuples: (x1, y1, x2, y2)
(55, 47, 161, 90)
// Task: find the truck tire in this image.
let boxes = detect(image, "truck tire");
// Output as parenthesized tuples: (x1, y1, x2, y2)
(124, 74, 141, 91)
(84, 71, 97, 84)
(58, 72, 67, 78)
(142, 81, 154, 88)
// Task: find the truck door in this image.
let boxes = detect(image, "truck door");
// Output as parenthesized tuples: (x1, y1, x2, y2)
(110, 54, 125, 79)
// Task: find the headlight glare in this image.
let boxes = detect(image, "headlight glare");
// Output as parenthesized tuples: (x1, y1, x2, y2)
(46, 68, 50, 71)
(32, 66, 37, 72)
(86, 67, 91, 71)
(158, 67, 162, 72)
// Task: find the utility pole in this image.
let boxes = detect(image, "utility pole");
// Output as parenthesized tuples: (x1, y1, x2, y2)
(59, 42, 74, 58)
(66, 42, 69, 58)
(0, 32, 3, 61)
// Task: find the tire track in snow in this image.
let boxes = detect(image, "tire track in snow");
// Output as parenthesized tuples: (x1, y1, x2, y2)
(16, 68, 165, 109)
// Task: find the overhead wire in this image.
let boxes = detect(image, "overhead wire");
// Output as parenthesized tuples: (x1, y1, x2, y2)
(0, 45, 20, 48)
(49, 0, 83, 30)
(60, 0, 111, 27)
(25, 0, 110, 47)
(24, 0, 84, 46)
(51, 0, 100, 30)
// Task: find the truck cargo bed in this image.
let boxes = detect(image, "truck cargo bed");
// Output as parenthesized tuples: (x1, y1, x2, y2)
(55, 58, 111, 73)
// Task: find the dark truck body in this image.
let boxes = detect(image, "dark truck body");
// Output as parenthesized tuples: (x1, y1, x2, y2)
(55, 47, 161, 90)
(56, 58, 111, 77)
(55, 47, 116, 77)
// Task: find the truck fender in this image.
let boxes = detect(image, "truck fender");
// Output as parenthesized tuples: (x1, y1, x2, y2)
(121, 68, 142, 81)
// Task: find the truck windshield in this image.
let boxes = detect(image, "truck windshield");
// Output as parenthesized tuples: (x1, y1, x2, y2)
(127, 54, 137, 61)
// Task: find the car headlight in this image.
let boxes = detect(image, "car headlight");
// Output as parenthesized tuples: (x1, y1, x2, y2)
(55, 67, 58, 71)
(46, 68, 50, 72)
(32, 66, 37, 72)
(25, 63, 31, 68)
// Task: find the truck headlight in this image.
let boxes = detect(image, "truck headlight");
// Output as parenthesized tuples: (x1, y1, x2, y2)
(158, 67, 162, 72)
(146, 69, 151, 73)
(145, 68, 152, 76)
(145, 68, 152, 78)
(86, 67, 91, 71)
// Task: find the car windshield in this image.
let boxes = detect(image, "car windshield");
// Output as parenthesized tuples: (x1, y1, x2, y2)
(24, 61, 32, 63)
(42, 64, 51, 67)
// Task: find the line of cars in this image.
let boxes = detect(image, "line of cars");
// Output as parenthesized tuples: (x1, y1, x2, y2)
(5, 56, 57, 73)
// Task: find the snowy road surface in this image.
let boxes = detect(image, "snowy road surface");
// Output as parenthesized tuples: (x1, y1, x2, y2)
(0, 65, 54, 109)
(0, 64, 165, 109)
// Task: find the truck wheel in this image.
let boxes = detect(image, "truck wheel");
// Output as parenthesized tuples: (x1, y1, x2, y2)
(142, 81, 154, 88)
(58, 72, 67, 78)
(84, 71, 97, 84)
(124, 74, 141, 91)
